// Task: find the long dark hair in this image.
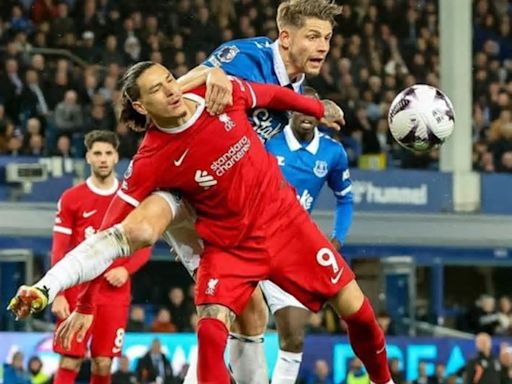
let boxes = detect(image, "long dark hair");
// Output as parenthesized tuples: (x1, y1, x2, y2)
(119, 61, 156, 131)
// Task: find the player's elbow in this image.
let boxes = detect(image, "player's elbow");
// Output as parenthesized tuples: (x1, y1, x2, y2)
(122, 218, 160, 249)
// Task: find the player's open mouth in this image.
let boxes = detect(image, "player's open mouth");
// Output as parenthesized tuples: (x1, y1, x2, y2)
(300, 119, 315, 129)
(309, 58, 324, 66)
(168, 99, 182, 108)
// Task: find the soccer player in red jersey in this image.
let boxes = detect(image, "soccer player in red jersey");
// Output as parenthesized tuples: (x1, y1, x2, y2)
(10, 62, 392, 384)
(50, 130, 151, 384)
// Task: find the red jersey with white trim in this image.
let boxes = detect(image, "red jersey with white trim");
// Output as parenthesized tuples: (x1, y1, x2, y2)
(118, 79, 324, 247)
(52, 178, 150, 306)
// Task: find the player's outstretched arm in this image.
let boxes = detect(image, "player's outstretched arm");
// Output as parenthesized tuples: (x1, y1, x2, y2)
(177, 65, 233, 115)
(237, 79, 345, 129)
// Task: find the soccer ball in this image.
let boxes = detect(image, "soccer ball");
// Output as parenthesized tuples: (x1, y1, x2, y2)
(388, 84, 455, 152)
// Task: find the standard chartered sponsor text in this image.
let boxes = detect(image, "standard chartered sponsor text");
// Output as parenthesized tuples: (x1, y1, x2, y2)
(211, 136, 251, 176)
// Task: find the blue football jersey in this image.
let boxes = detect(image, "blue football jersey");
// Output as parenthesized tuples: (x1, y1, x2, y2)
(203, 37, 305, 142)
(266, 125, 354, 243)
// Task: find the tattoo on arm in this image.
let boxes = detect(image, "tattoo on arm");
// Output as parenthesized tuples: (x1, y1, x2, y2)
(322, 99, 342, 121)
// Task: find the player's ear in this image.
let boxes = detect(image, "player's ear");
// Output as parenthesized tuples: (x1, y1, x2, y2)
(132, 100, 148, 116)
(279, 29, 291, 49)
(85, 150, 91, 165)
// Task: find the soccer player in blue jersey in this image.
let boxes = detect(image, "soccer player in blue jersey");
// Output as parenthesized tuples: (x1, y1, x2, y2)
(263, 86, 353, 382)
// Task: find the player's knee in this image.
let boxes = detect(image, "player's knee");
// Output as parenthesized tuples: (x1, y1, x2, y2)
(123, 218, 159, 247)
(91, 357, 112, 375)
(60, 356, 83, 371)
(279, 332, 305, 353)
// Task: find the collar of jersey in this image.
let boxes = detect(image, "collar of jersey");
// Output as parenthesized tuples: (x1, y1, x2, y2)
(283, 124, 320, 155)
(86, 177, 119, 196)
(155, 93, 205, 134)
(271, 40, 305, 91)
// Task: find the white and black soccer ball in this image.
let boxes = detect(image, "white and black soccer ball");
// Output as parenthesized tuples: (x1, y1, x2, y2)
(388, 84, 455, 152)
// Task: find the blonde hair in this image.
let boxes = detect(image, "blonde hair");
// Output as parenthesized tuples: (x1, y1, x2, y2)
(276, 0, 343, 31)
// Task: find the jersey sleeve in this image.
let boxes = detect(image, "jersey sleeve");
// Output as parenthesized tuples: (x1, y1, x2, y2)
(115, 157, 160, 212)
(202, 40, 265, 82)
(51, 191, 74, 266)
(327, 145, 354, 244)
(231, 78, 325, 119)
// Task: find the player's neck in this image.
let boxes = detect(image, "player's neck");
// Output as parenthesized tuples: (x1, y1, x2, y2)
(89, 174, 116, 190)
(153, 99, 197, 129)
(294, 131, 314, 144)
(278, 45, 303, 82)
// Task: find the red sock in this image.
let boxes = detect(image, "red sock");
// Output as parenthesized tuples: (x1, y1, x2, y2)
(90, 374, 111, 384)
(343, 298, 392, 384)
(54, 367, 78, 384)
(197, 318, 231, 384)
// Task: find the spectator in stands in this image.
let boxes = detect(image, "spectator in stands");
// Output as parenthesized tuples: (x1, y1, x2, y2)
(499, 151, 512, 173)
(166, 286, 194, 332)
(346, 358, 370, 384)
(100, 35, 126, 67)
(0, 58, 24, 123)
(429, 362, 446, 384)
(468, 294, 502, 335)
(497, 296, 512, 335)
(136, 339, 176, 384)
(27, 356, 49, 384)
(150, 308, 177, 333)
(49, 2, 74, 46)
(46, 70, 70, 111)
(413, 361, 430, 384)
(54, 90, 83, 133)
(377, 311, 396, 336)
(306, 359, 333, 384)
(9, 4, 32, 33)
(490, 122, 512, 172)
(31, 0, 58, 24)
(75, 30, 100, 63)
(126, 305, 148, 332)
(22, 133, 45, 156)
(389, 358, 405, 384)
(115, 123, 139, 159)
(20, 69, 50, 119)
(50, 134, 72, 157)
(112, 356, 137, 384)
(464, 332, 501, 384)
(3, 351, 31, 384)
(499, 343, 512, 384)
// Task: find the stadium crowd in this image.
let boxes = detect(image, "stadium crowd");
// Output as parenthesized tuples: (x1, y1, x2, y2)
(0, 0, 511, 171)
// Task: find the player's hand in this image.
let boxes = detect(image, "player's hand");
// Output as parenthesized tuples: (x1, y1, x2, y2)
(104, 267, 129, 287)
(51, 295, 71, 320)
(205, 67, 233, 115)
(56, 311, 93, 350)
(7, 285, 49, 320)
(320, 99, 345, 131)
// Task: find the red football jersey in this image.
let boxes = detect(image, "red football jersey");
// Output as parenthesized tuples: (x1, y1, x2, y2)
(118, 79, 324, 247)
(52, 178, 150, 306)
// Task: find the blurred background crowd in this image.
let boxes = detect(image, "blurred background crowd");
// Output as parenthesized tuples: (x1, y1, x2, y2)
(0, 0, 511, 171)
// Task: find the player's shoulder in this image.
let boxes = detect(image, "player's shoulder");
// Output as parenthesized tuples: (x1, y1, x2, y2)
(265, 129, 287, 149)
(318, 132, 348, 159)
(61, 181, 88, 199)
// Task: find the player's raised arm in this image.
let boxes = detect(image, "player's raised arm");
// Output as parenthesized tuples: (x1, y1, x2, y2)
(234, 78, 345, 130)
(177, 65, 233, 115)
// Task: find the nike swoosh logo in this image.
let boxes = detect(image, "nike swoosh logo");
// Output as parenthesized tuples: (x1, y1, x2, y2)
(112, 347, 122, 354)
(376, 345, 386, 354)
(331, 267, 344, 284)
(83, 210, 97, 218)
(174, 149, 189, 166)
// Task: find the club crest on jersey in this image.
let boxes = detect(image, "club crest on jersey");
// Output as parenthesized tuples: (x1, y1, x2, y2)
(219, 113, 235, 131)
(313, 161, 328, 178)
(216, 46, 239, 63)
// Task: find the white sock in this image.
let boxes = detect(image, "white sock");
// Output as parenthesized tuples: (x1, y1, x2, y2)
(35, 225, 131, 302)
(183, 346, 198, 384)
(271, 350, 303, 384)
(228, 333, 268, 384)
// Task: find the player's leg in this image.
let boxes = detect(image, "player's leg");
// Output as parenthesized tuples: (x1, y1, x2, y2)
(260, 280, 309, 384)
(54, 356, 83, 384)
(270, 210, 392, 384)
(89, 304, 129, 384)
(228, 287, 269, 384)
(195, 245, 267, 383)
(328, 281, 392, 384)
(53, 317, 89, 384)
